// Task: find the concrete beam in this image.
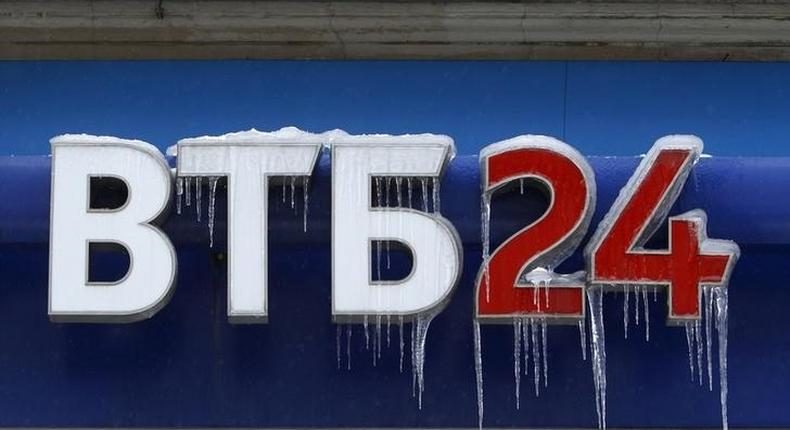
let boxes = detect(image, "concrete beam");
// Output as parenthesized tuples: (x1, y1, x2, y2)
(2, 1, 790, 60)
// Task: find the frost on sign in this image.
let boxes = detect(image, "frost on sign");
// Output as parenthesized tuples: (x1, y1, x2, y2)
(474, 135, 596, 426)
(47, 128, 738, 430)
(330, 134, 462, 408)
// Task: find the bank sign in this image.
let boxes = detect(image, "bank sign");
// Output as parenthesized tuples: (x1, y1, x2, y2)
(48, 127, 737, 429)
(3, 61, 789, 429)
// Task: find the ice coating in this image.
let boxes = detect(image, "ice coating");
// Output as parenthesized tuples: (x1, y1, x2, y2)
(51, 134, 150, 147)
(475, 316, 554, 428)
(178, 126, 348, 146)
(480, 134, 596, 306)
(678, 284, 731, 430)
(327, 130, 458, 411)
(175, 127, 333, 246)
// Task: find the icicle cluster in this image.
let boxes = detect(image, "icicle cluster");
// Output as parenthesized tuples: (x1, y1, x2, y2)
(334, 175, 445, 409)
(175, 175, 313, 246)
(622, 285, 654, 342)
(681, 285, 730, 430)
(474, 316, 553, 429)
(335, 310, 439, 409)
(511, 317, 550, 407)
(371, 175, 442, 281)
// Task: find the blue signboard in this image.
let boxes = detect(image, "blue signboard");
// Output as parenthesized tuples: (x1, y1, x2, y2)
(1, 61, 789, 428)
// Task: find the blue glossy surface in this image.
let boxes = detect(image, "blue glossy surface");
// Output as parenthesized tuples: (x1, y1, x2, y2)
(0, 61, 789, 428)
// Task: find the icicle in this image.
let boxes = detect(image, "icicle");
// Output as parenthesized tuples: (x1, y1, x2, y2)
(579, 319, 587, 361)
(420, 178, 429, 212)
(385, 176, 391, 208)
(520, 178, 524, 194)
(411, 311, 438, 409)
(685, 322, 696, 381)
(176, 177, 183, 214)
(411, 322, 417, 397)
(481, 192, 492, 302)
(541, 318, 548, 387)
(290, 176, 296, 212)
(208, 177, 218, 247)
(399, 315, 405, 373)
(376, 315, 382, 361)
(587, 286, 607, 430)
(386, 314, 392, 348)
(372, 318, 378, 367)
(714, 286, 729, 430)
(642, 287, 650, 341)
(433, 177, 441, 213)
(514, 319, 521, 409)
(346, 324, 352, 371)
(336, 325, 342, 369)
(385, 178, 391, 270)
(185, 177, 192, 206)
(695, 319, 704, 386)
(282, 179, 286, 204)
(544, 274, 550, 308)
(375, 177, 383, 281)
(623, 286, 629, 339)
(705, 286, 714, 392)
(473, 320, 484, 430)
(395, 177, 403, 208)
(531, 319, 540, 396)
(195, 176, 202, 222)
(302, 176, 310, 233)
(371, 320, 378, 367)
(635, 285, 641, 326)
(653, 286, 658, 302)
(407, 177, 413, 209)
(363, 315, 370, 350)
(522, 317, 530, 376)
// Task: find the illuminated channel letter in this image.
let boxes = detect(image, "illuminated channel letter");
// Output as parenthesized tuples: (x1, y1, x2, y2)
(178, 130, 322, 323)
(331, 135, 462, 319)
(49, 135, 176, 322)
(476, 135, 596, 322)
(585, 135, 740, 322)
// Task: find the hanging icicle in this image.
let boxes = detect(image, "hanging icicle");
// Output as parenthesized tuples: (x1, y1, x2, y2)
(587, 286, 607, 429)
(207, 177, 219, 247)
(303, 176, 310, 233)
(579, 319, 587, 361)
(195, 176, 202, 222)
(176, 177, 183, 214)
(481, 192, 492, 302)
(514, 319, 522, 409)
(473, 320, 484, 430)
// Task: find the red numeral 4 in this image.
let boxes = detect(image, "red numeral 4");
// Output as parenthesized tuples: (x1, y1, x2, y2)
(585, 136, 740, 322)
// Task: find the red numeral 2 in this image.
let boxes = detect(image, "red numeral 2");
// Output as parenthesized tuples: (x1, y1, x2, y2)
(476, 136, 596, 322)
(585, 136, 739, 322)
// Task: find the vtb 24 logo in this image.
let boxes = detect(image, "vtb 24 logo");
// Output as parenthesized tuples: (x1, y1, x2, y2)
(48, 130, 738, 426)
